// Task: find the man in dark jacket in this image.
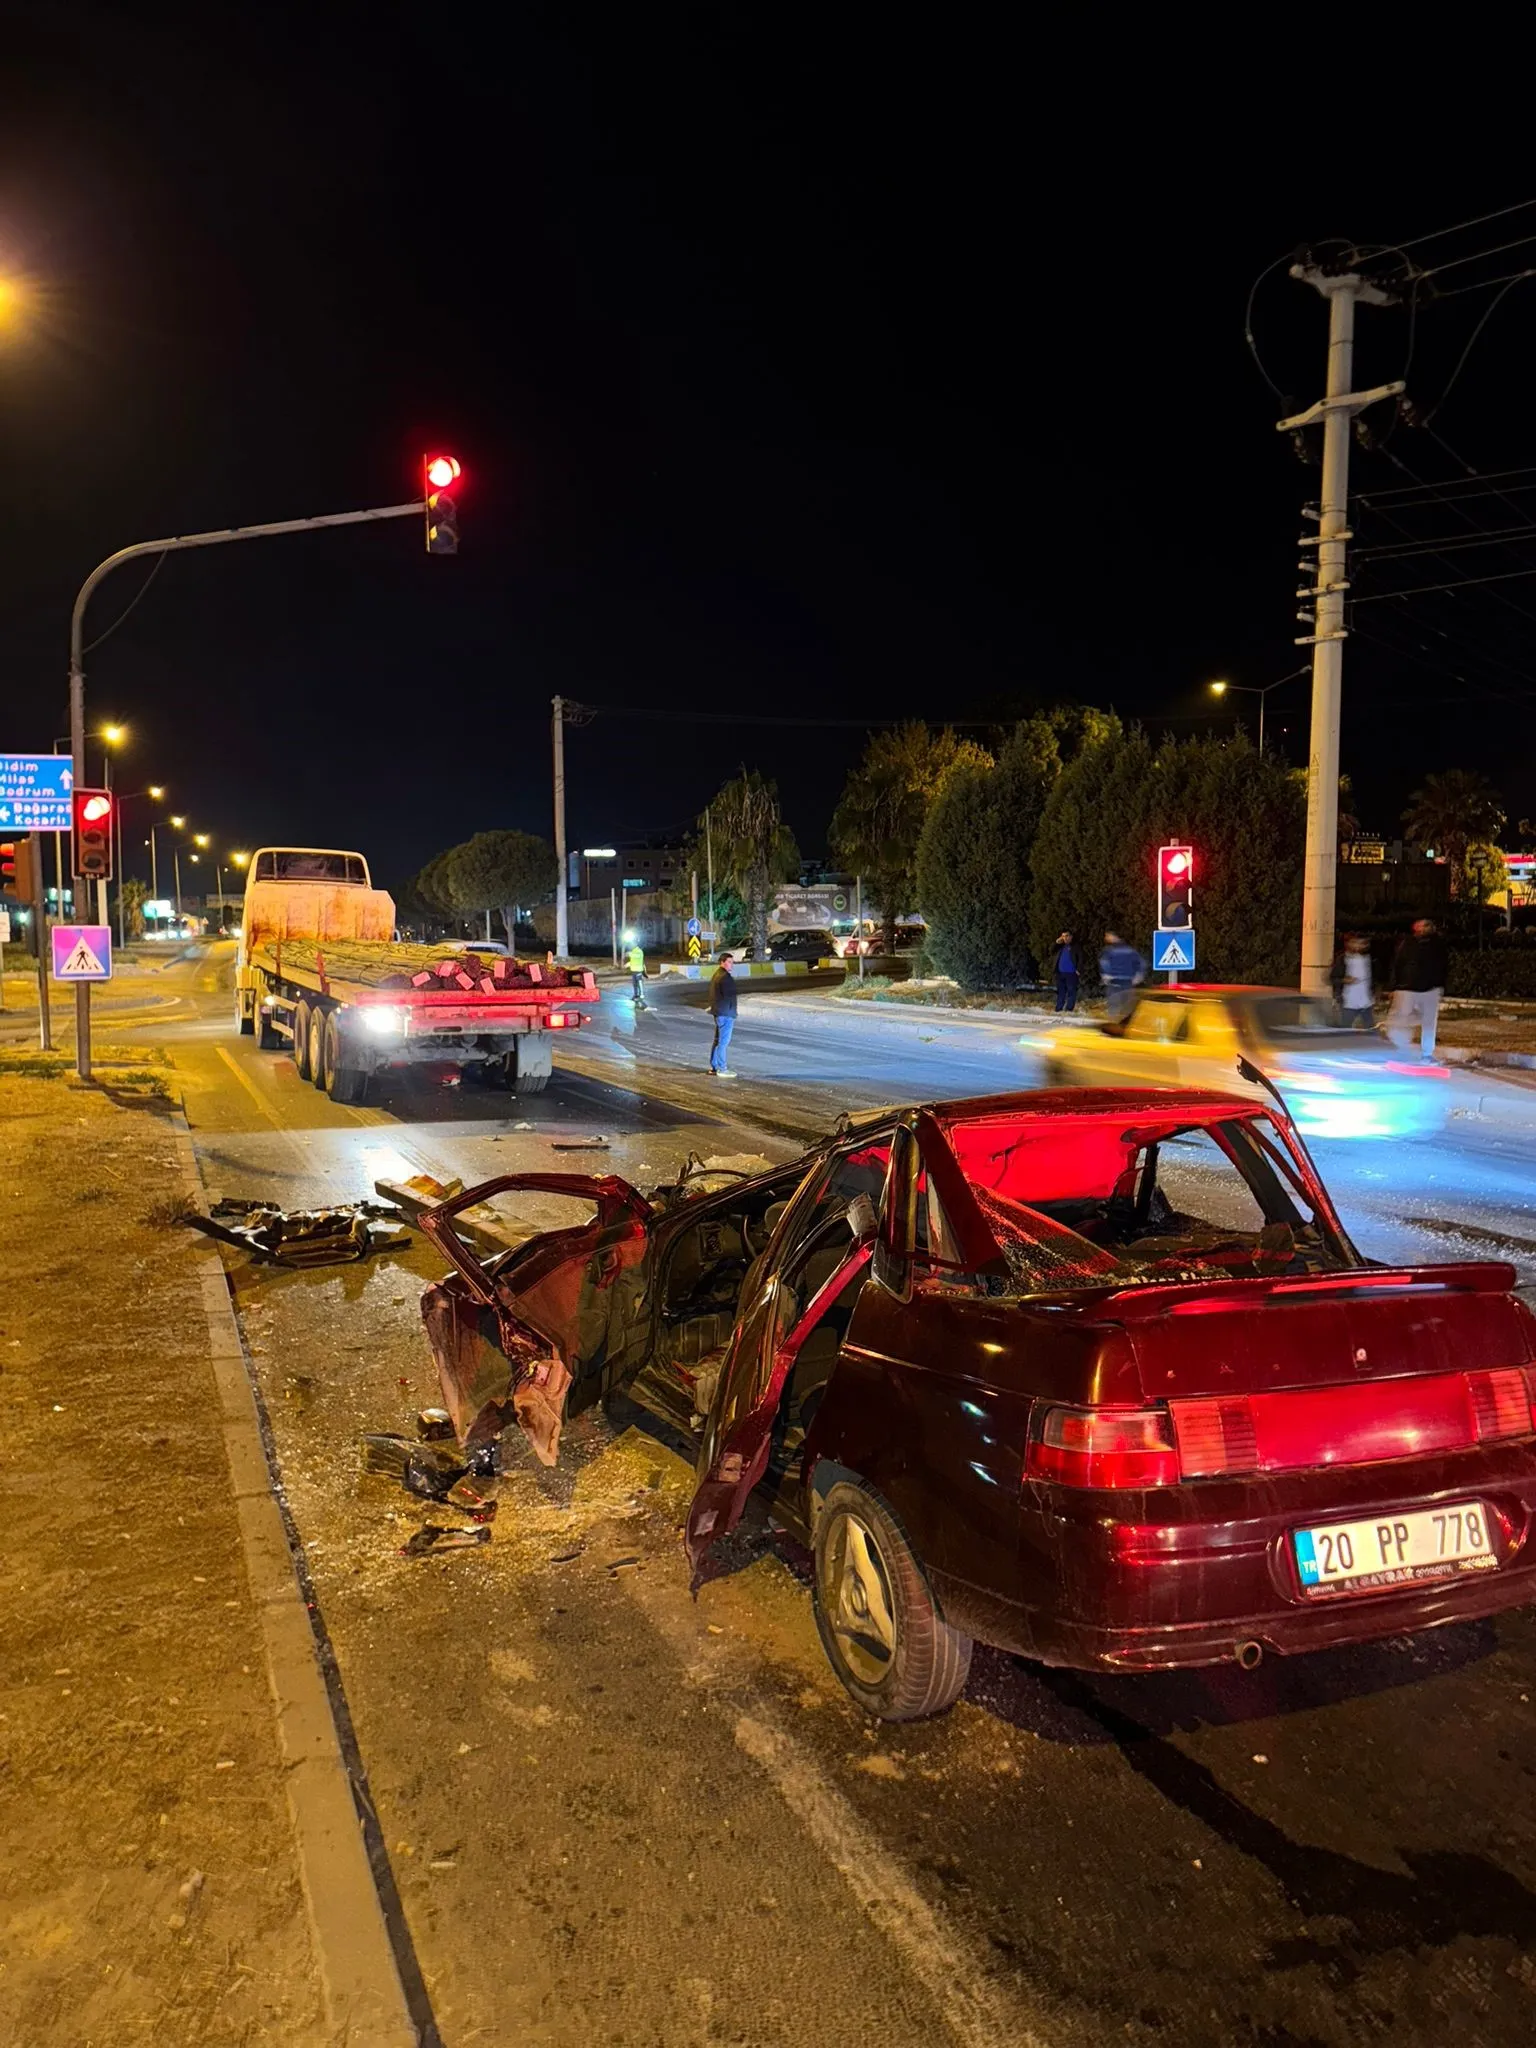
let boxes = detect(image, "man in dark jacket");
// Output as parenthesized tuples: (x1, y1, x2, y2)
(1099, 929, 1146, 1024)
(1052, 931, 1079, 1013)
(708, 953, 739, 1075)
(1387, 919, 1449, 1057)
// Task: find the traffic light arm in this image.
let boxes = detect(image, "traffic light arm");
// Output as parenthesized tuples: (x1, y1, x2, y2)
(66, 495, 426, 1082)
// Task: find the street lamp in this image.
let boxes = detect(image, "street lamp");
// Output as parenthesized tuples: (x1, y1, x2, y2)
(1208, 669, 1308, 756)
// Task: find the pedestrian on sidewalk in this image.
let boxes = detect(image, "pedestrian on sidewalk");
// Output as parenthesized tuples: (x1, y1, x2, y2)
(1387, 918, 1449, 1058)
(708, 952, 738, 1075)
(626, 939, 648, 1008)
(1334, 932, 1375, 1030)
(1052, 931, 1079, 1013)
(1099, 929, 1146, 1024)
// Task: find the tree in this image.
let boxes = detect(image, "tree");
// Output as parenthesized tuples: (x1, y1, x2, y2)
(698, 771, 799, 960)
(1402, 769, 1505, 897)
(1030, 727, 1305, 985)
(115, 877, 149, 940)
(915, 711, 1114, 989)
(444, 831, 559, 947)
(830, 723, 993, 952)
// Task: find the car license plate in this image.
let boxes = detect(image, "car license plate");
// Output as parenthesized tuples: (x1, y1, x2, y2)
(1293, 1501, 1498, 1594)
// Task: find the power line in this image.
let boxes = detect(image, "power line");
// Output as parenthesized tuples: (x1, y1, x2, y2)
(1424, 273, 1536, 422)
(1433, 264, 1536, 301)
(1353, 561, 1536, 604)
(1357, 463, 1536, 505)
(1423, 229, 1536, 279)
(1354, 519, 1536, 562)
(1395, 197, 1536, 254)
(81, 551, 168, 654)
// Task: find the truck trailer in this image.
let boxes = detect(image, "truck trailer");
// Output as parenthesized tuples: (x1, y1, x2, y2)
(232, 847, 596, 1103)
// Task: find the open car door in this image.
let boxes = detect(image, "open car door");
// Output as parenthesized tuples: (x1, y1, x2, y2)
(683, 1165, 887, 1586)
(419, 1173, 655, 1463)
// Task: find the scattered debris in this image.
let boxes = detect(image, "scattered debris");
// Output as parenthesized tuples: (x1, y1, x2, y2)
(550, 1136, 610, 1151)
(401, 1525, 491, 1558)
(550, 1546, 583, 1565)
(184, 1198, 411, 1268)
(1251, 1754, 1269, 1765)
(607, 1555, 643, 1576)
(416, 1407, 456, 1440)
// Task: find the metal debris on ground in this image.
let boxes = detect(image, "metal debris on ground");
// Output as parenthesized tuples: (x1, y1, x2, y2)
(550, 1136, 610, 1151)
(400, 1524, 492, 1558)
(416, 1407, 456, 1440)
(184, 1198, 411, 1268)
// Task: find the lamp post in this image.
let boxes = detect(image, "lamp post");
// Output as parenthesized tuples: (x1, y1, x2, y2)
(1208, 669, 1309, 756)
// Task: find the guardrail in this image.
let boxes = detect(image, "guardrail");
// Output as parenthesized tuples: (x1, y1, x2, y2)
(656, 960, 824, 979)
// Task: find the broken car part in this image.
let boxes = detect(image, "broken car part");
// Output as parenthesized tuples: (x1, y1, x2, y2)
(184, 1197, 411, 1268)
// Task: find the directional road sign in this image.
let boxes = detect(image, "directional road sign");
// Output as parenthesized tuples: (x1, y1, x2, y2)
(0, 753, 75, 833)
(1152, 927, 1196, 973)
(52, 925, 113, 982)
(686, 916, 702, 937)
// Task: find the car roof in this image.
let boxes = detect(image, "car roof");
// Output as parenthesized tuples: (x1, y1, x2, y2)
(927, 1085, 1261, 1121)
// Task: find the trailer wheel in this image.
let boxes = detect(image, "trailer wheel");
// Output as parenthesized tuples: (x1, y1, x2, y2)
(235, 990, 255, 1037)
(512, 1071, 549, 1095)
(322, 1013, 369, 1104)
(292, 1001, 315, 1079)
(308, 1006, 328, 1089)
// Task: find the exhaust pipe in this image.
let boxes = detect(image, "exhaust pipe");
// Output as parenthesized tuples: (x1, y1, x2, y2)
(1235, 1640, 1264, 1672)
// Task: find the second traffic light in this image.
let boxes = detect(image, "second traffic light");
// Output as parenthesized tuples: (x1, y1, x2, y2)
(424, 453, 462, 555)
(2, 835, 40, 901)
(1157, 843, 1193, 928)
(73, 788, 114, 881)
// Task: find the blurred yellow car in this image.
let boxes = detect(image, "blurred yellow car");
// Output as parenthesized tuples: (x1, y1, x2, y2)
(1022, 985, 1449, 1141)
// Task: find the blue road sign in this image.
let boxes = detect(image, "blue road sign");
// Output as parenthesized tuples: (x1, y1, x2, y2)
(1152, 927, 1196, 973)
(686, 916, 702, 937)
(0, 753, 74, 832)
(52, 925, 113, 982)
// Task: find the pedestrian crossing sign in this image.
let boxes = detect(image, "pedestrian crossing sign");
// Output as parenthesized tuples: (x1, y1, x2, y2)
(1152, 928, 1195, 973)
(51, 924, 113, 981)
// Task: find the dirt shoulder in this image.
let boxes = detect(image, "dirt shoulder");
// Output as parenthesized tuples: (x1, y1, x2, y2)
(0, 1055, 325, 2045)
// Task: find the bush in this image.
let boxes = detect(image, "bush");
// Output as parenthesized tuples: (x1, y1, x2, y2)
(1030, 728, 1305, 985)
(1445, 950, 1536, 1000)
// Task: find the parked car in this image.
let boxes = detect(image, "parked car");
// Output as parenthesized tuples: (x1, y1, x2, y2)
(416, 1086, 1536, 1719)
(769, 929, 833, 962)
(1023, 985, 1450, 1140)
(832, 925, 925, 959)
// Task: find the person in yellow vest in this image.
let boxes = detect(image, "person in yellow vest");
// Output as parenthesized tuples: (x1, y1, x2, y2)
(626, 940, 648, 1008)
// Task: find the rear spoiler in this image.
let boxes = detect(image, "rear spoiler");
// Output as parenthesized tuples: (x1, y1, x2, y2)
(1070, 1260, 1520, 1321)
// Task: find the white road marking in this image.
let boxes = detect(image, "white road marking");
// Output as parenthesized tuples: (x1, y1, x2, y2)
(619, 1571, 1050, 2048)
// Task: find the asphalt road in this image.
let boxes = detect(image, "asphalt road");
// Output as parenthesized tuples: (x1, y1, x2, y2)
(75, 948, 1536, 2045)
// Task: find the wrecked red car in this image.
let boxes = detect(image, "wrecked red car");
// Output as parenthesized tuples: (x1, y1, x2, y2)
(417, 1090, 1536, 1720)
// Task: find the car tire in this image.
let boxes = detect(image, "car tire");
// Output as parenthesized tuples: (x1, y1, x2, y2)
(812, 1479, 972, 1721)
(235, 990, 255, 1036)
(513, 1070, 549, 1095)
(292, 1000, 314, 1080)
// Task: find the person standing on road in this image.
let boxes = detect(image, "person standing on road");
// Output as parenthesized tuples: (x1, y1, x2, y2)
(1336, 933, 1375, 1030)
(626, 940, 648, 1008)
(708, 952, 739, 1075)
(1052, 931, 1079, 1013)
(1099, 929, 1146, 1024)
(1387, 918, 1449, 1058)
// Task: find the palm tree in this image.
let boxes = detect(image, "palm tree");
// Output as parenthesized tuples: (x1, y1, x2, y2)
(1402, 769, 1505, 897)
(702, 770, 798, 960)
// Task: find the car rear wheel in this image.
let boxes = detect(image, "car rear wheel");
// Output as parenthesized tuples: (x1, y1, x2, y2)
(322, 1012, 368, 1104)
(812, 1479, 972, 1720)
(292, 1000, 314, 1080)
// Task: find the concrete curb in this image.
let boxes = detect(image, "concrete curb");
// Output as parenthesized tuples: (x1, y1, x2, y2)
(170, 1115, 423, 2048)
(657, 959, 813, 979)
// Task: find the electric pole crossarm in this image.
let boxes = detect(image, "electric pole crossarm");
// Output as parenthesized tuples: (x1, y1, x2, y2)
(1276, 380, 1405, 432)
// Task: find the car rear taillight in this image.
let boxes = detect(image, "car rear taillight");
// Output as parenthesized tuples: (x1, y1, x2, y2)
(1026, 1405, 1179, 1488)
(1169, 1396, 1259, 1478)
(1467, 1367, 1536, 1442)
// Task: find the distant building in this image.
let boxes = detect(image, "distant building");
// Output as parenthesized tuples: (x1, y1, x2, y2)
(571, 842, 688, 900)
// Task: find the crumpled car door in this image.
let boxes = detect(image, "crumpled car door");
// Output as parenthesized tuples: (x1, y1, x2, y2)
(419, 1173, 655, 1463)
(683, 1235, 874, 1586)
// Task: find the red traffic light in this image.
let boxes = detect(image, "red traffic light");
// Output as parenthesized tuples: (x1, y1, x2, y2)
(73, 788, 115, 882)
(1156, 842, 1194, 928)
(425, 454, 461, 490)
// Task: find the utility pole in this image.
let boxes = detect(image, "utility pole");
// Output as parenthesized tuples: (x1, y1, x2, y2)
(552, 696, 568, 959)
(1279, 265, 1403, 995)
(705, 807, 715, 959)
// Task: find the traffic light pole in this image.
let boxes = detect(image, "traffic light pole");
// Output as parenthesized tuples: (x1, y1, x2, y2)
(67, 497, 426, 1079)
(1279, 268, 1403, 995)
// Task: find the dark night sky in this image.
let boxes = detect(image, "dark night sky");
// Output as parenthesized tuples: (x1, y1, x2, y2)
(4, 12, 1535, 896)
